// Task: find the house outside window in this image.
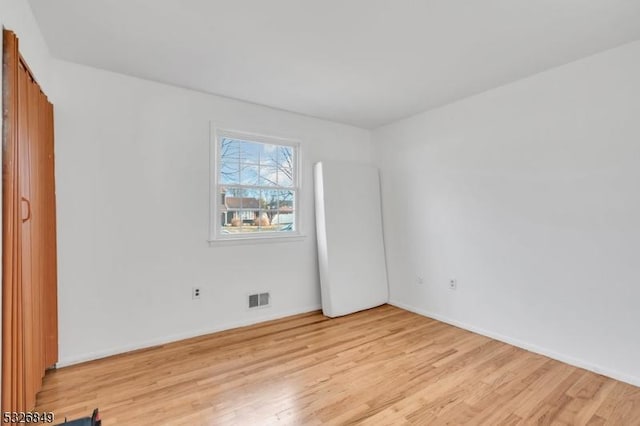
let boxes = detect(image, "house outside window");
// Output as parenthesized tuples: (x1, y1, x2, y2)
(210, 126, 301, 242)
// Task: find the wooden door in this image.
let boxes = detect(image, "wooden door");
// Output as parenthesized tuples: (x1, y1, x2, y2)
(18, 57, 36, 411)
(41, 93, 58, 369)
(2, 29, 58, 418)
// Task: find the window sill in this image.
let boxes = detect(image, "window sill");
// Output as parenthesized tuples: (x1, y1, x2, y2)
(208, 233, 307, 246)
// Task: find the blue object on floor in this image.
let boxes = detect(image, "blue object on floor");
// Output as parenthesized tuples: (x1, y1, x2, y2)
(56, 408, 101, 425)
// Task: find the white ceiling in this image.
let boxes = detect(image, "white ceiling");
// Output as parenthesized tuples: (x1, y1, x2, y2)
(28, 0, 640, 128)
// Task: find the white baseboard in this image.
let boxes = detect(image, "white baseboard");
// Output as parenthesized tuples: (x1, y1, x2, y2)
(389, 299, 640, 388)
(56, 304, 322, 367)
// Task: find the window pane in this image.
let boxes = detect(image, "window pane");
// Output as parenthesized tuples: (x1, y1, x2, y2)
(220, 158, 240, 184)
(221, 188, 257, 230)
(259, 166, 278, 186)
(240, 164, 259, 185)
(254, 211, 270, 230)
(278, 146, 293, 168)
(259, 189, 277, 232)
(220, 188, 296, 234)
(272, 190, 295, 231)
(277, 146, 294, 187)
(220, 138, 241, 160)
(278, 168, 293, 187)
(259, 144, 278, 166)
(261, 189, 280, 211)
(243, 189, 260, 231)
(278, 190, 295, 208)
(240, 140, 260, 165)
(242, 188, 261, 209)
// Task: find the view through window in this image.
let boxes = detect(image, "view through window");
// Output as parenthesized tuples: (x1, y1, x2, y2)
(214, 131, 298, 238)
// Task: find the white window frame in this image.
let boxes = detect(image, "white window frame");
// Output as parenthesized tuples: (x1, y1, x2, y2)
(209, 124, 304, 244)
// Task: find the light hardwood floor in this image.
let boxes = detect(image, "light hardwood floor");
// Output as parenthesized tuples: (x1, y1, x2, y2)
(36, 305, 640, 425)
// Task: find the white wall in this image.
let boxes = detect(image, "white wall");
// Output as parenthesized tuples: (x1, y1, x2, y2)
(1, 0, 54, 402)
(49, 60, 371, 365)
(373, 40, 640, 386)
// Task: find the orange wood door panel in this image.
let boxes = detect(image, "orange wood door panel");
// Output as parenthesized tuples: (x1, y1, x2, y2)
(42, 100, 58, 368)
(2, 29, 58, 418)
(18, 58, 34, 413)
(2, 27, 22, 416)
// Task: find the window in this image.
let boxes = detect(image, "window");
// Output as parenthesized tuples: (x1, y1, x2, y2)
(210, 127, 300, 242)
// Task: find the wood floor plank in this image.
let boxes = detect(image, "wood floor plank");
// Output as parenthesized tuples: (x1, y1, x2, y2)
(34, 305, 640, 425)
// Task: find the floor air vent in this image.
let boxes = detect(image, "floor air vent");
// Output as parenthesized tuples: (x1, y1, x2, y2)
(249, 292, 270, 308)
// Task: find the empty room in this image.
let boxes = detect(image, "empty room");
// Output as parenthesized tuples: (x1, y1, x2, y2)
(2, 0, 640, 424)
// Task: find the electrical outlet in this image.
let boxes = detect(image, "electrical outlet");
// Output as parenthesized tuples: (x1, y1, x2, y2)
(192, 287, 201, 299)
(449, 279, 457, 290)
